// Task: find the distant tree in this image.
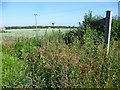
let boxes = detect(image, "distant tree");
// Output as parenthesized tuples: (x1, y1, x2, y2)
(52, 23, 55, 26)
(79, 22, 82, 27)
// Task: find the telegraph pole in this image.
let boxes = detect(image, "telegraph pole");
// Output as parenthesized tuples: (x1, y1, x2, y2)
(34, 14, 38, 29)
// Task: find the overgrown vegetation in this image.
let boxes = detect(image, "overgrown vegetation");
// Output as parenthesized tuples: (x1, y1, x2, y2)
(2, 11, 120, 88)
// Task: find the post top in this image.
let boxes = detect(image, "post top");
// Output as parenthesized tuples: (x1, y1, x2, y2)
(106, 10, 112, 12)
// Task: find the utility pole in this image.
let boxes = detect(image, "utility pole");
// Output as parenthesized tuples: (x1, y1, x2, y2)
(34, 14, 38, 29)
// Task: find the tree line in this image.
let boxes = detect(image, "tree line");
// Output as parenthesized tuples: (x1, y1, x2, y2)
(5, 26, 77, 29)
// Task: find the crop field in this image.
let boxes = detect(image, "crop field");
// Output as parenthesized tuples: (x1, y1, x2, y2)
(1, 28, 72, 40)
(1, 12, 120, 88)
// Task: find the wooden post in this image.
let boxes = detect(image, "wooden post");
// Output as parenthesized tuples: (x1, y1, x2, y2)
(104, 11, 112, 54)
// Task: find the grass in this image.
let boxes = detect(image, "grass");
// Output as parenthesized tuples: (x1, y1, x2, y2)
(1, 29, 120, 88)
(2, 53, 26, 88)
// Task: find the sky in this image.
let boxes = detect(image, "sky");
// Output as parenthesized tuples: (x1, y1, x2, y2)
(1, 1, 119, 27)
(118, 1, 120, 17)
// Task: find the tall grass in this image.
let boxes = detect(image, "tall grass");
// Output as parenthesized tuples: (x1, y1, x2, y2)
(0, 54, 1, 89)
(2, 11, 120, 88)
(2, 28, 119, 88)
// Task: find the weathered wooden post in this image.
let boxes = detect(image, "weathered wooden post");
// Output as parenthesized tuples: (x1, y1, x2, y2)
(104, 10, 112, 54)
(90, 10, 112, 54)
